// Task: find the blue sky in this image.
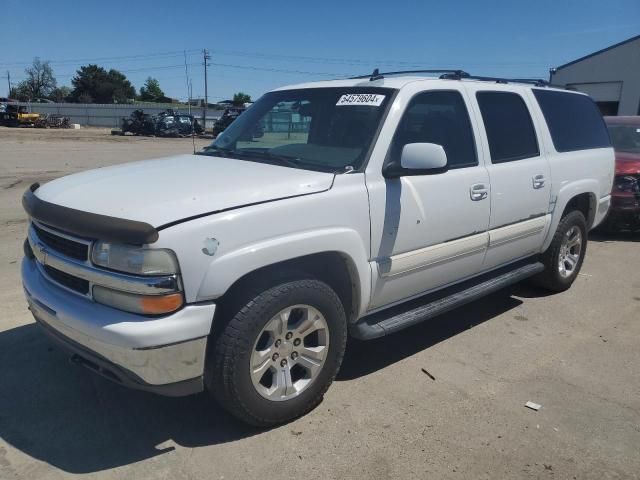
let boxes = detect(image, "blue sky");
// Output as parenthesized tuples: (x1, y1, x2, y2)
(1, 0, 638, 102)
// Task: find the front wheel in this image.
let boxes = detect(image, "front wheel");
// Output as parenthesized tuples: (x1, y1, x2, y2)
(206, 279, 347, 426)
(533, 210, 587, 292)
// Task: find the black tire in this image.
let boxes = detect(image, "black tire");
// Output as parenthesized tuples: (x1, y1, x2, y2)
(533, 210, 587, 292)
(205, 278, 347, 427)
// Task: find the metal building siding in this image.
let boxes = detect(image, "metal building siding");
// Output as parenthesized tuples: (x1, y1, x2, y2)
(550, 36, 640, 115)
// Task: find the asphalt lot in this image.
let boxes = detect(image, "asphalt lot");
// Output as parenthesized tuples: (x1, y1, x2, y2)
(0, 127, 639, 480)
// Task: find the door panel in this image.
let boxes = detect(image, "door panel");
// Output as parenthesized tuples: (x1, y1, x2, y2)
(466, 86, 552, 269)
(368, 168, 490, 309)
(365, 87, 490, 310)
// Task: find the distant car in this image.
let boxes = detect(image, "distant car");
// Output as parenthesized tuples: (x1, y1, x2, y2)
(603, 116, 640, 230)
(119, 109, 203, 137)
(211, 107, 244, 137)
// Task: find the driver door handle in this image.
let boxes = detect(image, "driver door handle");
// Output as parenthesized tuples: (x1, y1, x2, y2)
(470, 183, 489, 201)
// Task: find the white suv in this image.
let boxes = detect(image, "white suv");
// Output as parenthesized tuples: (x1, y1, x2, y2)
(21, 71, 614, 426)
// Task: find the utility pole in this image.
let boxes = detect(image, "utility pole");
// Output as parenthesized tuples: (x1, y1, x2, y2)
(183, 50, 191, 115)
(203, 49, 211, 132)
(6, 71, 11, 97)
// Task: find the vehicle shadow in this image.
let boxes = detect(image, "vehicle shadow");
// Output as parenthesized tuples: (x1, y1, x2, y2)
(338, 289, 523, 381)
(589, 229, 640, 243)
(0, 288, 530, 474)
(0, 322, 258, 474)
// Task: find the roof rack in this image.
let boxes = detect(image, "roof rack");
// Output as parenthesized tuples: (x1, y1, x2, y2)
(352, 69, 561, 88)
(450, 75, 548, 87)
(351, 69, 470, 81)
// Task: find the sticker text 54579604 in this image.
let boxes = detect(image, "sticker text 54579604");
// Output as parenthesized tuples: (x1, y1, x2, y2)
(336, 94, 385, 107)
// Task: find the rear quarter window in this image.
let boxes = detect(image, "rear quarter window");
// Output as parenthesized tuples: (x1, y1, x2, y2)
(532, 89, 610, 152)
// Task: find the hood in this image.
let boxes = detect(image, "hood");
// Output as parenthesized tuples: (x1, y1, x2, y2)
(35, 154, 335, 227)
(615, 151, 640, 175)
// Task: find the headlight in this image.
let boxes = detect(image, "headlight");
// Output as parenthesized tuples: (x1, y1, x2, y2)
(93, 286, 183, 315)
(91, 241, 179, 276)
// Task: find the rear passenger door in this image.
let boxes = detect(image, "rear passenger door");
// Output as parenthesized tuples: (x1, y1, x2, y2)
(466, 87, 552, 269)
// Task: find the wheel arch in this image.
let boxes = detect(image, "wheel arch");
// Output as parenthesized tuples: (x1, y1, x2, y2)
(210, 251, 362, 339)
(543, 181, 598, 251)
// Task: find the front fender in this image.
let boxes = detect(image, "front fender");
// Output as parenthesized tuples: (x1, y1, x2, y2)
(152, 174, 373, 316)
(196, 227, 371, 314)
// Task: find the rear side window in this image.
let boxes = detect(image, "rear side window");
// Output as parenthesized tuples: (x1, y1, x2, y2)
(391, 90, 477, 169)
(533, 89, 610, 152)
(476, 91, 539, 163)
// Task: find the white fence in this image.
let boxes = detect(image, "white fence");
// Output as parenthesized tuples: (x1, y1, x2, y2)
(15, 102, 223, 128)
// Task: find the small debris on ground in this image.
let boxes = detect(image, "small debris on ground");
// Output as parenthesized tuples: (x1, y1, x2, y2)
(525, 401, 542, 411)
(290, 430, 302, 436)
(421, 368, 436, 380)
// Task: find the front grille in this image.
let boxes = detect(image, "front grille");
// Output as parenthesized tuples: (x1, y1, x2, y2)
(33, 223, 89, 261)
(43, 265, 90, 295)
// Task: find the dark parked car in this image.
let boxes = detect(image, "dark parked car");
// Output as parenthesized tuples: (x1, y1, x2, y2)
(603, 116, 640, 231)
(119, 109, 203, 137)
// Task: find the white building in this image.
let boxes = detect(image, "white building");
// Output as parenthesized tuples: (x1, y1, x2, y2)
(550, 34, 640, 116)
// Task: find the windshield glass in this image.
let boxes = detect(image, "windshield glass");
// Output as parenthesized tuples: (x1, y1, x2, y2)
(607, 124, 640, 154)
(200, 87, 394, 172)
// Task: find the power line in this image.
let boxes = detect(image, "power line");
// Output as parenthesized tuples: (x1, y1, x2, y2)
(207, 47, 554, 68)
(0, 49, 202, 67)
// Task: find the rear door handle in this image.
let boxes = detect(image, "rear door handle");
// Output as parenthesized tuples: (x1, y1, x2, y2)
(470, 183, 488, 201)
(532, 174, 546, 189)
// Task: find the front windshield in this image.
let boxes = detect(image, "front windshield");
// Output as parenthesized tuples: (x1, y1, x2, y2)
(607, 124, 640, 154)
(201, 87, 394, 172)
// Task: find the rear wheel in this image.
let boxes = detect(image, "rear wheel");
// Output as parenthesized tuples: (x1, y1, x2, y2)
(206, 278, 347, 427)
(534, 210, 587, 292)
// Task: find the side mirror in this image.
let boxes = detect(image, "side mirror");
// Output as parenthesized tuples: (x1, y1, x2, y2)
(383, 142, 448, 178)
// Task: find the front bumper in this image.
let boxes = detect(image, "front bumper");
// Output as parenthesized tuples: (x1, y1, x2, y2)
(22, 257, 216, 396)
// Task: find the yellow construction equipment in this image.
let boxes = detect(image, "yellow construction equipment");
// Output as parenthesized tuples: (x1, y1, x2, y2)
(0, 104, 42, 127)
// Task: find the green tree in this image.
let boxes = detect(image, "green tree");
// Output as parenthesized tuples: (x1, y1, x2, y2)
(138, 77, 165, 102)
(70, 64, 136, 103)
(50, 86, 72, 102)
(232, 92, 251, 106)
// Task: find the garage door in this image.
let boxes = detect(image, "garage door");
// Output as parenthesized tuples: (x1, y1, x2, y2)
(567, 82, 622, 102)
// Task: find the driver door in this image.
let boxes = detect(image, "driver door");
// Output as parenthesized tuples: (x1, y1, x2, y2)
(366, 87, 491, 310)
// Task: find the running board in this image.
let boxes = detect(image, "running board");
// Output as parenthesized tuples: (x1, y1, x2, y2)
(350, 261, 544, 340)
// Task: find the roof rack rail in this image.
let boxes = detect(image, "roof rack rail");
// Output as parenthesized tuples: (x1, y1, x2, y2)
(439, 73, 549, 87)
(351, 69, 470, 81)
(350, 69, 566, 89)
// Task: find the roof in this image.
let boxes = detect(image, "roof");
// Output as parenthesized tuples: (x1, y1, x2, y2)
(553, 34, 640, 71)
(273, 75, 573, 93)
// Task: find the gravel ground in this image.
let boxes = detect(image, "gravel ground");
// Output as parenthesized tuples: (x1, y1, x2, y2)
(0, 127, 639, 480)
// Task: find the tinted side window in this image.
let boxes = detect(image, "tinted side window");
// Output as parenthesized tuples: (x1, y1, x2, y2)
(476, 91, 539, 163)
(533, 89, 610, 152)
(391, 90, 477, 168)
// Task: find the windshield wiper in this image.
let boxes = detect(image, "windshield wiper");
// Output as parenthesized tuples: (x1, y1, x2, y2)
(230, 149, 304, 169)
(197, 145, 233, 156)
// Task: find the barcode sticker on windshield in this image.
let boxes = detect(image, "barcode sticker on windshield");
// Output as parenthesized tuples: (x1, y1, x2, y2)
(336, 94, 385, 107)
